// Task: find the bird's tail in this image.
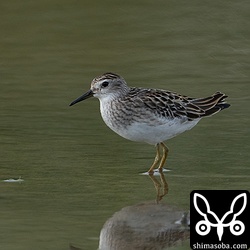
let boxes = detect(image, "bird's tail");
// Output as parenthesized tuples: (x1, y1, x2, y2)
(191, 92, 230, 117)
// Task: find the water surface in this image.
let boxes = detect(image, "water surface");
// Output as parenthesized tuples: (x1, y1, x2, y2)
(1, 0, 249, 249)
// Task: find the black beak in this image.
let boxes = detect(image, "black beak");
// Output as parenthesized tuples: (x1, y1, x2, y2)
(69, 89, 93, 106)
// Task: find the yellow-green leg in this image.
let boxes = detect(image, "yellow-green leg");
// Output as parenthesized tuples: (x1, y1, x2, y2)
(147, 143, 161, 173)
(148, 171, 168, 203)
(158, 142, 169, 172)
(147, 142, 169, 173)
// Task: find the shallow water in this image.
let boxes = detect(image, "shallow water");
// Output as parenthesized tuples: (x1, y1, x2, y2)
(1, 0, 250, 249)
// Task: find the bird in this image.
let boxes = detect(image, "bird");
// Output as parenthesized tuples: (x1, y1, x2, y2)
(69, 72, 230, 173)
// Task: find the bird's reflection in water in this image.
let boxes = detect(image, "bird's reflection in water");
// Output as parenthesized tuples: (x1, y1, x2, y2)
(98, 170, 190, 249)
(70, 170, 189, 250)
(99, 199, 189, 249)
(148, 170, 169, 203)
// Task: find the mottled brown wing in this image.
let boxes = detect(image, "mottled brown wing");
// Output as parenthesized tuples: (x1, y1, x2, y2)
(128, 88, 230, 120)
(129, 88, 205, 120)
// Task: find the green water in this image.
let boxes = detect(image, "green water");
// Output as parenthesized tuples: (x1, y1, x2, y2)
(1, 0, 249, 249)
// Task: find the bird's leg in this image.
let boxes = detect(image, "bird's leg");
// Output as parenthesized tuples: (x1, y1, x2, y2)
(147, 143, 161, 174)
(148, 168, 169, 203)
(148, 174, 162, 203)
(157, 142, 169, 171)
(159, 171, 168, 199)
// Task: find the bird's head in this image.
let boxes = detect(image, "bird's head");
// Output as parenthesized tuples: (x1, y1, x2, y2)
(69, 72, 128, 106)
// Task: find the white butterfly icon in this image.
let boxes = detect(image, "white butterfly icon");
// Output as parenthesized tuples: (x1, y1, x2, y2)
(193, 192, 247, 241)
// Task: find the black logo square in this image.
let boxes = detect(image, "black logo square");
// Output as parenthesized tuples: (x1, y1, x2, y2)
(190, 190, 249, 250)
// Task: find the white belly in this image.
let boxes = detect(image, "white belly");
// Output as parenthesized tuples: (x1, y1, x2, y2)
(118, 120, 200, 144)
(99, 98, 200, 145)
(103, 114, 200, 145)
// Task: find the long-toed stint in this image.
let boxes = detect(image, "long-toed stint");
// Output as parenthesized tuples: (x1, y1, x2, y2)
(70, 72, 230, 173)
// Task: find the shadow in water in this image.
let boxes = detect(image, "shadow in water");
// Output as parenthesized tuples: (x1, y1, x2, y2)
(98, 172, 189, 250)
(147, 170, 169, 203)
(70, 171, 189, 250)
(98, 202, 190, 250)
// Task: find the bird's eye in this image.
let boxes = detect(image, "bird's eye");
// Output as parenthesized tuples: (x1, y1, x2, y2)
(102, 81, 109, 88)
